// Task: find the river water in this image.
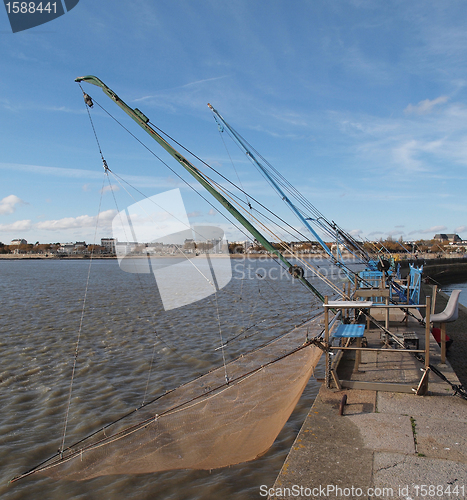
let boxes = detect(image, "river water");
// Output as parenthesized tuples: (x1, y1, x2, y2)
(0, 257, 363, 500)
(439, 281, 467, 308)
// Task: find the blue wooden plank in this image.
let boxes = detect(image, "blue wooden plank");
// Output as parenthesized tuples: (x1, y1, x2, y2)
(334, 324, 365, 338)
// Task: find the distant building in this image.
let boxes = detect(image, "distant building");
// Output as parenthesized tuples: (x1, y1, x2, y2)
(74, 241, 87, 252)
(101, 238, 116, 254)
(205, 237, 224, 253)
(230, 240, 253, 252)
(10, 238, 27, 246)
(433, 234, 462, 243)
(115, 241, 138, 256)
(183, 238, 196, 253)
(58, 243, 74, 255)
(56, 242, 88, 255)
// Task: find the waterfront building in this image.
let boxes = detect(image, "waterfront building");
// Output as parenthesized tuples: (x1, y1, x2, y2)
(101, 238, 116, 254)
(9, 238, 27, 246)
(434, 233, 462, 243)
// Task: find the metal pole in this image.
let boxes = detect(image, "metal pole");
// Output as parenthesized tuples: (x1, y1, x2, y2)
(425, 296, 431, 372)
(324, 296, 330, 388)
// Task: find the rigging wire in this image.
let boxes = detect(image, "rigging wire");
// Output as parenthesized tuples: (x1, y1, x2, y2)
(88, 95, 344, 299)
(80, 90, 235, 391)
(91, 95, 344, 285)
(79, 84, 106, 166)
(148, 117, 326, 245)
(211, 116, 369, 263)
(79, 91, 337, 278)
(208, 179, 345, 296)
(60, 172, 107, 456)
(106, 169, 217, 291)
(81, 92, 345, 316)
(77, 89, 193, 409)
(60, 87, 116, 455)
(90, 98, 257, 247)
(214, 116, 253, 212)
(209, 259, 229, 384)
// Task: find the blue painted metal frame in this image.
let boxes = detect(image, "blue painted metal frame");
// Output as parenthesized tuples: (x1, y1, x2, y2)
(389, 264, 423, 304)
(359, 270, 385, 303)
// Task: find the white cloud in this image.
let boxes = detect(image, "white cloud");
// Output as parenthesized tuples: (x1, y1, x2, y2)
(0, 219, 32, 232)
(386, 229, 405, 236)
(0, 195, 25, 215)
(419, 225, 447, 234)
(101, 185, 120, 194)
(0, 163, 180, 190)
(35, 210, 117, 231)
(331, 98, 467, 182)
(0, 162, 102, 179)
(392, 139, 432, 173)
(404, 96, 449, 115)
(455, 225, 467, 233)
(134, 76, 230, 103)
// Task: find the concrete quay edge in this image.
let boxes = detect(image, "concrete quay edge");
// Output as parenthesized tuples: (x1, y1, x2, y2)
(269, 295, 467, 500)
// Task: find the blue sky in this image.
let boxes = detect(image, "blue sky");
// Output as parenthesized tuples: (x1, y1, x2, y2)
(1, 1, 467, 245)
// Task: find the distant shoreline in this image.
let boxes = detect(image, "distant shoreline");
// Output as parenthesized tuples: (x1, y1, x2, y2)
(0, 254, 115, 260)
(2, 254, 466, 264)
(0, 253, 333, 260)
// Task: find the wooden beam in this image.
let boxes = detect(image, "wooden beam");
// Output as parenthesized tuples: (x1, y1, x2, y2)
(329, 347, 425, 353)
(324, 296, 330, 388)
(355, 289, 390, 298)
(340, 380, 417, 393)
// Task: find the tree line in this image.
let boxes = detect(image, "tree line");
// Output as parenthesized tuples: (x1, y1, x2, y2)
(0, 242, 108, 255)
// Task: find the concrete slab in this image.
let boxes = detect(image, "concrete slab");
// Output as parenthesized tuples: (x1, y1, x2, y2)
(346, 413, 415, 454)
(269, 389, 375, 500)
(317, 387, 377, 414)
(415, 416, 467, 463)
(373, 452, 467, 499)
(377, 392, 467, 421)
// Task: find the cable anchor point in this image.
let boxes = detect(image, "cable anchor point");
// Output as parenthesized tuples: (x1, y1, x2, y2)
(102, 159, 110, 172)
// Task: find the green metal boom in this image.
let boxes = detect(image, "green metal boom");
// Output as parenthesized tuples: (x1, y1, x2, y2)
(75, 75, 325, 302)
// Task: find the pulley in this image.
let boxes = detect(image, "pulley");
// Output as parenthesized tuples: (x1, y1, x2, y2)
(83, 93, 93, 108)
(288, 265, 304, 279)
(377, 259, 390, 272)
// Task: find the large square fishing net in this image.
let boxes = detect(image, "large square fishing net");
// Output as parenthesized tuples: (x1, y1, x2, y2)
(31, 317, 323, 480)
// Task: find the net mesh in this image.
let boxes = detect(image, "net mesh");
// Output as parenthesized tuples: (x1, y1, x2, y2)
(34, 317, 323, 480)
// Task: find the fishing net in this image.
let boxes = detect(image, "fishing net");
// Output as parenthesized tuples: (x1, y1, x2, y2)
(23, 317, 323, 481)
